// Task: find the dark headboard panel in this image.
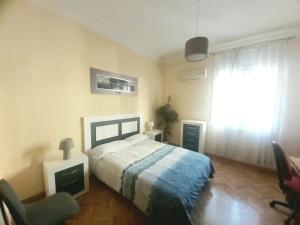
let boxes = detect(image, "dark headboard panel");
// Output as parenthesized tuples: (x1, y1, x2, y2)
(90, 117, 140, 148)
(83, 114, 141, 151)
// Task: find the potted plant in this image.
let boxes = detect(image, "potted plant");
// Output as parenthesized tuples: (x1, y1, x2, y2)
(156, 96, 178, 142)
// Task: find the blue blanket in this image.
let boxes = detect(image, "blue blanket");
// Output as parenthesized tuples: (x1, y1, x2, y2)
(121, 145, 214, 225)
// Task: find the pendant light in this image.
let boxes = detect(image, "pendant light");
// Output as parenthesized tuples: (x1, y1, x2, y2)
(185, 0, 209, 62)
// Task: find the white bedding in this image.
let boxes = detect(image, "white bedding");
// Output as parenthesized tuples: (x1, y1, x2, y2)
(88, 137, 214, 225)
(88, 139, 186, 213)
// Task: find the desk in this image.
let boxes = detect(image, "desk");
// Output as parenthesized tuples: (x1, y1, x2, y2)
(289, 156, 300, 176)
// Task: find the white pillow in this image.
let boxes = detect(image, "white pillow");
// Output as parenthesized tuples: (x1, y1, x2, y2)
(89, 140, 130, 160)
(124, 134, 149, 145)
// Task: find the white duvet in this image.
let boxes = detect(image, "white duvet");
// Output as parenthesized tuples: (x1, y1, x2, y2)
(88, 139, 187, 214)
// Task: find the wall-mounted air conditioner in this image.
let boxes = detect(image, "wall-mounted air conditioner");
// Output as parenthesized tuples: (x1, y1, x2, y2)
(178, 67, 207, 81)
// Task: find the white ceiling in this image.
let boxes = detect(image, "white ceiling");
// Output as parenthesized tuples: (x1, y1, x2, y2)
(29, 0, 300, 61)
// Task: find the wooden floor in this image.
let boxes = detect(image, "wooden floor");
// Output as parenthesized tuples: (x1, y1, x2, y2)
(67, 155, 300, 225)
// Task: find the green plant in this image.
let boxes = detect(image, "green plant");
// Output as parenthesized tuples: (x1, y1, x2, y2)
(156, 96, 178, 142)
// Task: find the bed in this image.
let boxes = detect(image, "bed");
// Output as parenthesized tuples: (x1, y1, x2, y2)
(84, 114, 214, 225)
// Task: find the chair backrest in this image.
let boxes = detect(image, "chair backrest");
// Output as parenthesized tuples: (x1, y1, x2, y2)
(271, 141, 292, 192)
(0, 179, 28, 225)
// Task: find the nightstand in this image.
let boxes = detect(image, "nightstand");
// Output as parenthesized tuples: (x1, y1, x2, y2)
(43, 152, 89, 198)
(144, 129, 163, 142)
(180, 120, 206, 153)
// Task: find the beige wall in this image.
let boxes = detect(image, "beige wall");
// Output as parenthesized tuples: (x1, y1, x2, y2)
(161, 56, 214, 144)
(280, 38, 300, 156)
(162, 38, 300, 157)
(0, 0, 162, 199)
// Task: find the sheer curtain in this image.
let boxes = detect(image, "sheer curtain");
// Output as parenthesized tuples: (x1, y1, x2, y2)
(207, 40, 288, 169)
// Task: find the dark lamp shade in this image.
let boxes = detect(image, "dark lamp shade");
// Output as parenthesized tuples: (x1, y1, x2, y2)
(185, 36, 209, 62)
(59, 138, 74, 151)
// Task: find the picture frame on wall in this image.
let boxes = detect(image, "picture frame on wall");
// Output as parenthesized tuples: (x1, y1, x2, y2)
(90, 67, 138, 96)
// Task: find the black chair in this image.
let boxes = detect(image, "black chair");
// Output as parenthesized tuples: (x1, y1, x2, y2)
(270, 141, 300, 225)
(0, 179, 79, 225)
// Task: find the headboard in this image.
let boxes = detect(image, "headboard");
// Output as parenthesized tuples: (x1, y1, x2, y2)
(83, 113, 142, 152)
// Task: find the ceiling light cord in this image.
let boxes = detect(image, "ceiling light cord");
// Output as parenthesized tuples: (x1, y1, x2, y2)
(196, 0, 199, 36)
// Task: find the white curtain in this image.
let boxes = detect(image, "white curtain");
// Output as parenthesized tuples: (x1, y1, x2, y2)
(207, 39, 288, 169)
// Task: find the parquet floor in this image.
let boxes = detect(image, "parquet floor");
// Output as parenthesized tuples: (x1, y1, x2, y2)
(67, 155, 300, 225)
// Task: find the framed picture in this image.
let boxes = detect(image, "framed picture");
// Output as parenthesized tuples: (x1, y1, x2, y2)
(90, 67, 138, 96)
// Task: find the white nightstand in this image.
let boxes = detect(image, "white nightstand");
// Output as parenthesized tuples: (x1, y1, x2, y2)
(43, 152, 89, 198)
(144, 129, 163, 142)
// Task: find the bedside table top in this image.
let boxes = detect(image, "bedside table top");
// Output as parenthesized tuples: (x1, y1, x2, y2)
(43, 151, 88, 171)
(181, 120, 207, 125)
(144, 129, 162, 135)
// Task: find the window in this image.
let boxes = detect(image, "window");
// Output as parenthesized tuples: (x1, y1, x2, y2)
(211, 41, 286, 134)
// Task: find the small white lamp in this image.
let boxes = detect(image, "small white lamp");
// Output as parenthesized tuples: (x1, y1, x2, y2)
(147, 121, 155, 131)
(59, 138, 74, 160)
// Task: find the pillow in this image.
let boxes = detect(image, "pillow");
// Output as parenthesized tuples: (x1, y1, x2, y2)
(89, 140, 130, 160)
(124, 134, 149, 145)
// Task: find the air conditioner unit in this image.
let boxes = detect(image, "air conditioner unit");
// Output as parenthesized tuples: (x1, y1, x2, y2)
(178, 67, 207, 81)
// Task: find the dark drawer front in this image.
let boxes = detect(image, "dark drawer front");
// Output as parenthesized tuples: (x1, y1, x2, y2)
(55, 163, 84, 196)
(183, 124, 199, 152)
(155, 133, 162, 142)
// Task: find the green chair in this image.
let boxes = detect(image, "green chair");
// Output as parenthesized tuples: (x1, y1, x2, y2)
(0, 179, 79, 225)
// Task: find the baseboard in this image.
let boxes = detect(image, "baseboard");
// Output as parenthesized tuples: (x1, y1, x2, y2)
(206, 153, 277, 175)
(22, 192, 45, 203)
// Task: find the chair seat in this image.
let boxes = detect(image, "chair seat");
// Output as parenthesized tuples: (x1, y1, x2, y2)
(287, 176, 300, 193)
(25, 193, 79, 225)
